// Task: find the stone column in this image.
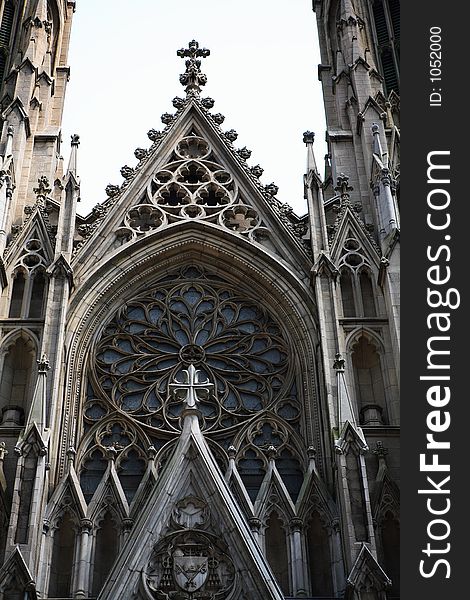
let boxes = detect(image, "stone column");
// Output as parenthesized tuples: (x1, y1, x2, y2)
(73, 518, 93, 599)
(288, 517, 308, 597)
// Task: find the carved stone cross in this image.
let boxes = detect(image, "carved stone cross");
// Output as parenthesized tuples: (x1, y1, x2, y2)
(170, 364, 214, 410)
(228, 211, 256, 232)
(177, 40, 210, 96)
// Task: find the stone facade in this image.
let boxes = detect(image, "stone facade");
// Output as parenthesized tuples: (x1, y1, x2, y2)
(0, 1, 399, 599)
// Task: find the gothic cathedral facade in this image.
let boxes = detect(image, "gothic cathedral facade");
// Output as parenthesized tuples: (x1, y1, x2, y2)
(0, 1, 400, 599)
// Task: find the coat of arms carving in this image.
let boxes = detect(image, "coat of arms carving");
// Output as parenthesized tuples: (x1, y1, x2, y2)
(142, 497, 235, 599)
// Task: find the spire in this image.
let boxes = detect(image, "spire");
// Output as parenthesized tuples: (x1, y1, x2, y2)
(24, 0, 50, 65)
(303, 130, 318, 175)
(177, 40, 210, 97)
(24, 354, 50, 434)
(333, 353, 357, 430)
(35, 0, 48, 22)
(66, 133, 80, 179)
(371, 122, 385, 158)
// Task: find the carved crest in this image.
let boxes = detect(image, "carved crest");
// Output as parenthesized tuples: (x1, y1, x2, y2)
(173, 549, 208, 592)
(143, 496, 235, 599)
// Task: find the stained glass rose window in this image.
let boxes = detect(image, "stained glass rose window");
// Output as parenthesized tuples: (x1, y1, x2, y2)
(85, 267, 299, 445)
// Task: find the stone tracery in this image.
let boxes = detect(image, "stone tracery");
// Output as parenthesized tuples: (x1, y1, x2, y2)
(86, 267, 298, 439)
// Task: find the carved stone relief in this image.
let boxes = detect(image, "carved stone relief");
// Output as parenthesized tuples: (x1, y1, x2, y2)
(141, 496, 235, 600)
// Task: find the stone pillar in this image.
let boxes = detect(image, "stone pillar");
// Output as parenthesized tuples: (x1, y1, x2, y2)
(288, 518, 308, 597)
(73, 519, 93, 599)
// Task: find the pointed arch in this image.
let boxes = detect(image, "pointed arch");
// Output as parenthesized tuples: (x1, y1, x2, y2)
(0, 1, 15, 87)
(47, 0, 61, 71)
(265, 510, 290, 594)
(91, 509, 120, 596)
(8, 268, 26, 317)
(359, 267, 377, 317)
(306, 509, 334, 596)
(340, 266, 356, 317)
(48, 509, 78, 598)
(0, 330, 38, 426)
(346, 329, 388, 426)
(28, 267, 47, 317)
(61, 223, 324, 600)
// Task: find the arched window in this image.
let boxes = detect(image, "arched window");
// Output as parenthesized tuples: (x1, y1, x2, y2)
(28, 270, 47, 317)
(92, 511, 119, 596)
(0, 335, 36, 426)
(359, 270, 377, 317)
(48, 513, 77, 597)
(371, 0, 400, 94)
(47, 0, 61, 70)
(79, 266, 311, 595)
(306, 511, 334, 596)
(0, 0, 15, 88)
(117, 448, 146, 503)
(79, 449, 108, 504)
(8, 268, 48, 319)
(8, 270, 26, 318)
(338, 238, 380, 317)
(340, 267, 356, 317)
(265, 511, 289, 594)
(351, 335, 386, 425)
(380, 511, 400, 595)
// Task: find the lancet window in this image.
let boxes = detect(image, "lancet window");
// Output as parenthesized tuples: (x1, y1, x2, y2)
(8, 237, 49, 319)
(0, 0, 14, 87)
(0, 334, 36, 427)
(339, 237, 379, 318)
(370, 0, 400, 94)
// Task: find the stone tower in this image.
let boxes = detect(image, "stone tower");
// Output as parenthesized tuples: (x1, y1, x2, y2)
(0, 1, 399, 599)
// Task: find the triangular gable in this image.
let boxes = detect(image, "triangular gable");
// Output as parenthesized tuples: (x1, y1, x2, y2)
(45, 452, 88, 523)
(296, 459, 339, 524)
(99, 413, 284, 600)
(86, 457, 130, 522)
(0, 547, 38, 599)
(4, 207, 54, 270)
(373, 471, 400, 522)
(72, 97, 310, 279)
(254, 458, 296, 521)
(346, 543, 391, 594)
(335, 420, 368, 455)
(329, 204, 382, 266)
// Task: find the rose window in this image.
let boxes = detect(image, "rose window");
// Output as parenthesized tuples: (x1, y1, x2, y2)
(86, 267, 299, 445)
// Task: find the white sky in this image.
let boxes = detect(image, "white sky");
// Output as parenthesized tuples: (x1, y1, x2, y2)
(62, 0, 327, 217)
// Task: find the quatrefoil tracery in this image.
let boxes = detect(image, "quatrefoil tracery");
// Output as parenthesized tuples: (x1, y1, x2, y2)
(116, 135, 270, 243)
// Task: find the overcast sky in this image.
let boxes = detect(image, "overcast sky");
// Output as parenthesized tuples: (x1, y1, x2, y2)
(61, 0, 327, 217)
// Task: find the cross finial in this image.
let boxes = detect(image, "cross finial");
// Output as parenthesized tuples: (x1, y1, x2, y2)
(177, 40, 210, 97)
(169, 364, 214, 412)
(334, 173, 353, 204)
(333, 352, 345, 371)
(37, 354, 50, 373)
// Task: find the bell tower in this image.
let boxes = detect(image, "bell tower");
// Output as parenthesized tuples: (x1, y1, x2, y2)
(308, 0, 400, 597)
(0, 0, 75, 246)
